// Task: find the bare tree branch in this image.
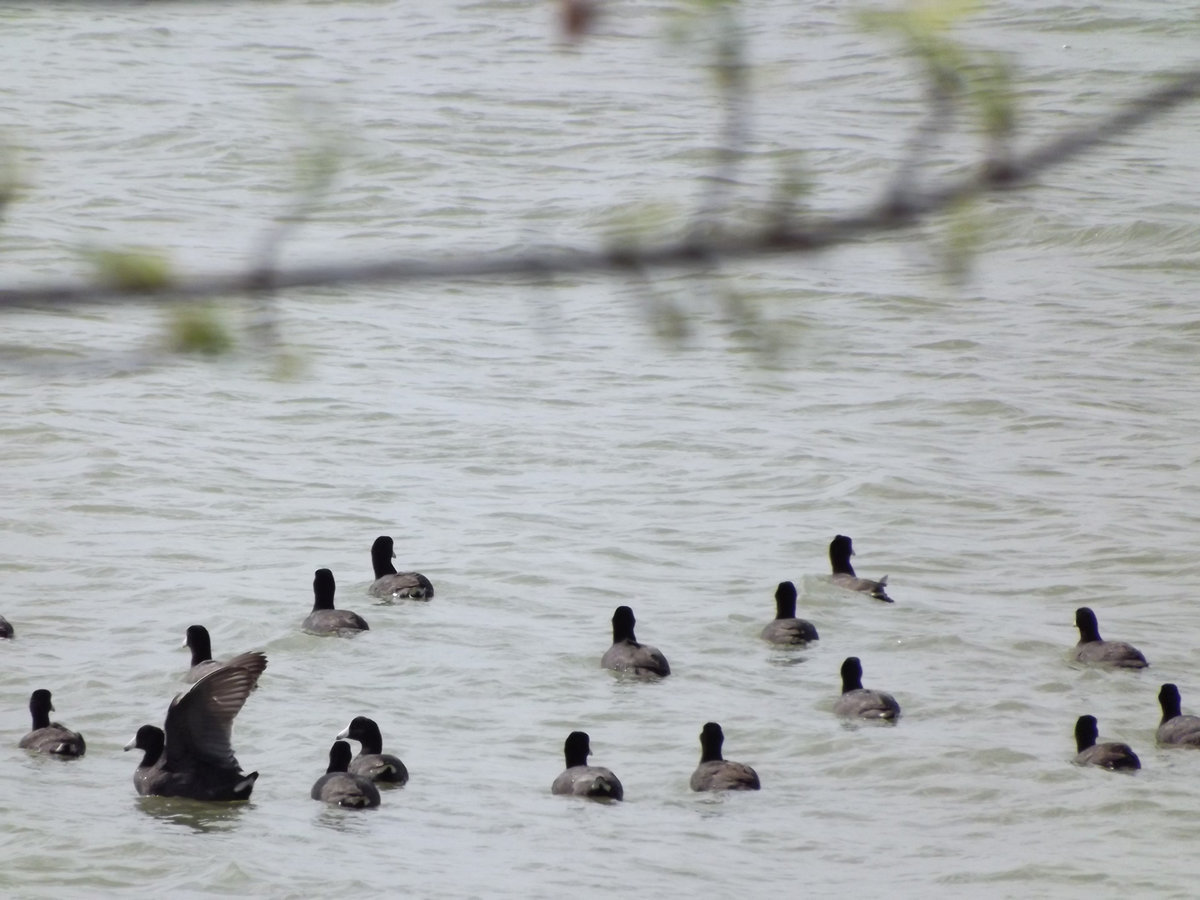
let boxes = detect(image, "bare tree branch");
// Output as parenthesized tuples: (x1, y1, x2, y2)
(0, 67, 1196, 312)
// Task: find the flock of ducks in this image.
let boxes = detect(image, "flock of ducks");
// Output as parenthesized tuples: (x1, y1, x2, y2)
(10, 533, 1200, 808)
(578, 533, 1200, 788)
(9, 535, 432, 809)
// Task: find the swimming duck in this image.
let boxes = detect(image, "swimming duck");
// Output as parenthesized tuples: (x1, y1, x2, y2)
(123, 651, 267, 800)
(829, 535, 893, 602)
(1072, 607, 1147, 668)
(1072, 715, 1140, 770)
(1157, 683, 1200, 747)
(601, 606, 670, 677)
(760, 581, 819, 645)
(833, 656, 901, 720)
(335, 716, 409, 785)
(369, 536, 434, 600)
(311, 740, 382, 808)
(551, 731, 623, 800)
(689, 722, 761, 791)
(303, 569, 369, 635)
(19, 689, 85, 757)
(182, 625, 224, 683)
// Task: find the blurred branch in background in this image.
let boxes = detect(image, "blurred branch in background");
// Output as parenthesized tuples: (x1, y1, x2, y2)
(0, 1, 1197, 364)
(3, 66, 1196, 305)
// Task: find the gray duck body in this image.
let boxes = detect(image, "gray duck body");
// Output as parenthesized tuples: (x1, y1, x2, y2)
(601, 606, 670, 677)
(690, 723, 760, 792)
(19, 689, 85, 757)
(1073, 715, 1140, 771)
(369, 536, 434, 600)
(1072, 607, 1147, 668)
(833, 657, 900, 720)
(829, 535, 893, 602)
(1157, 684, 1200, 747)
(760, 581, 818, 645)
(311, 741, 382, 808)
(303, 569, 369, 635)
(552, 731, 623, 800)
(336, 716, 409, 785)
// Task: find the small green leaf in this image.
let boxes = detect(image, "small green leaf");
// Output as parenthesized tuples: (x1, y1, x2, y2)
(602, 202, 684, 249)
(971, 54, 1017, 137)
(165, 305, 235, 356)
(92, 249, 174, 292)
(937, 196, 986, 281)
(859, 0, 979, 38)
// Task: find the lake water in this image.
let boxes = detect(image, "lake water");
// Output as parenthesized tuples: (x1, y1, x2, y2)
(2, 2, 1199, 897)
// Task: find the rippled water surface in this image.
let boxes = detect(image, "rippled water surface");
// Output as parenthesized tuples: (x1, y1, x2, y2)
(2, 2, 1199, 897)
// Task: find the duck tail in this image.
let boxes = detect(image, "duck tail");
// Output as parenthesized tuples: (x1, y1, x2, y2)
(588, 776, 619, 798)
(235, 772, 259, 798)
(873, 576, 893, 603)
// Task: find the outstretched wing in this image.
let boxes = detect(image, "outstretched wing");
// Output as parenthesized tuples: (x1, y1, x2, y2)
(164, 651, 267, 770)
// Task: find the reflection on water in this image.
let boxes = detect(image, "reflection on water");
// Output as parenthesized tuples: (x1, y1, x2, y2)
(133, 796, 252, 833)
(313, 804, 381, 835)
(766, 648, 814, 668)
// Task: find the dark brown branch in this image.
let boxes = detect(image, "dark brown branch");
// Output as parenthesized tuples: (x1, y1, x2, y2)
(1, 67, 1197, 312)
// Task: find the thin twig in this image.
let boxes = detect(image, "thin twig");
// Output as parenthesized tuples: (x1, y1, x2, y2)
(689, 7, 751, 240)
(882, 77, 959, 215)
